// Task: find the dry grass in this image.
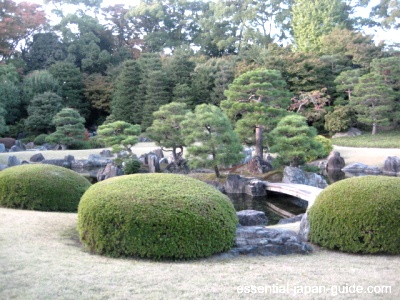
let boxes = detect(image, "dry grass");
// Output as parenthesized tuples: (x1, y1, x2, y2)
(333, 146, 400, 168)
(0, 142, 159, 165)
(0, 207, 399, 299)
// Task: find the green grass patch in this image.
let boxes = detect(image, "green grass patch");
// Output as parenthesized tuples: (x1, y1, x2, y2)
(332, 130, 400, 148)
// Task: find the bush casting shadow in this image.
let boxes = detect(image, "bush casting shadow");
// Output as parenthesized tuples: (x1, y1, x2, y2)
(78, 173, 238, 260)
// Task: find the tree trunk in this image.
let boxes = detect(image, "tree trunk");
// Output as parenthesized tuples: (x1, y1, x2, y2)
(255, 126, 263, 158)
(372, 122, 377, 135)
(214, 165, 220, 178)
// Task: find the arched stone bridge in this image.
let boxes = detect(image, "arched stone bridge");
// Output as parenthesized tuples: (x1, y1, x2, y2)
(264, 182, 323, 208)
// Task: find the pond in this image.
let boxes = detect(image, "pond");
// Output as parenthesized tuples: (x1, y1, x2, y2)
(226, 192, 307, 226)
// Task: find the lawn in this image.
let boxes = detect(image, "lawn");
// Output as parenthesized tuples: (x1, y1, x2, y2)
(332, 129, 400, 148)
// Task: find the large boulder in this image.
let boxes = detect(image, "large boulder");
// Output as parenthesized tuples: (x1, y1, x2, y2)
(0, 138, 15, 149)
(224, 175, 266, 196)
(7, 156, 21, 167)
(237, 210, 268, 226)
(30, 153, 45, 163)
(148, 154, 160, 173)
(325, 151, 345, 170)
(342, 162, 381, 174)
(224, 226, 313, 257)
(96, 162, 123, 181)
(332, 127, 362, 138)
(383, 156, 400, 176)
(282, 166, 328, 188)
(0, 143, 6, 153)
(298, 212, 310, 242)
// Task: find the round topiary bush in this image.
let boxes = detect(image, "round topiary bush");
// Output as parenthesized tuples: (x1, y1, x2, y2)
(0, 164, 91, 212)
(78, 173, 238, 260)
(309, 176, 400, 254)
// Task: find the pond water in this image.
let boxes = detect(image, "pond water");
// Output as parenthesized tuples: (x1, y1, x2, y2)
(226, 192, 307, 226)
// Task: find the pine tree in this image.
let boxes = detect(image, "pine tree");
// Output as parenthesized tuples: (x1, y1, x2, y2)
(97, 121, 141, 155)
(146, 102, 189, 162)
(351, 73, 396, 135)
(269, 114, 324, 167)
(181, 104, 244, 178)
(25, 92, 64, 134)
(46, 108, 86, 150)
(221, 69, 291, 157)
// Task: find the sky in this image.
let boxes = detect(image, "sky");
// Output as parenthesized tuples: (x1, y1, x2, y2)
(13, 0, 400, 46)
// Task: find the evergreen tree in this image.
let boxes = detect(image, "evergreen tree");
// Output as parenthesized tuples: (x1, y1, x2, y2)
(334, 69, 364, 103)
(111, 59, 143, 124)
(46, 108, 86, 150)
(25, 92, 64, 134)
(141, 70, 172, 130)
(0, 64, 21, 124)
(181, 104, 244, 178)
(49, 61, 90, 118)
(97, 121, 141, 155)
(221, 69, 292, 157)
(291, 0, 345, 53)
(269, 114, 324, 167)
(146, 102, 189, 162)
(351, 73, 396, 135)
(22, 70, 61, 105)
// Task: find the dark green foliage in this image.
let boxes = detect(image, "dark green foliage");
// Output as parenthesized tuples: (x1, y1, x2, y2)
(22, 70, 61, 105)
(324, 105, 357, 134)
(25, 92, 64, 134)
(0, 164, 91, 212)
(78, 173, 238, 259)
(122, 158, 141, 175)
(146, 102, 188, 161)
(269, 114, 324, 167)
(33, 133, 48, 145)
(309, 176, 400, 254)
(141, 70, 172, 130)
(181, 104, 244, 178)
(306, 135, 333, 161)
(49, 62, 90, 118)
(111, 59, 143, 124)
(88, 136, 106, 149)
(46, 108, 86, 149)
(97, 121, 141, 154)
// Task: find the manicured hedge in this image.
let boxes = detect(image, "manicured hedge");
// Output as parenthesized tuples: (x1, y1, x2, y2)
(309, 176, 400, 254)
(0, 164, 91, 212)
(78, 173, 238, 260)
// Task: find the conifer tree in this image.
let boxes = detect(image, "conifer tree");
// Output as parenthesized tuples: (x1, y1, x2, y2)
(111, 59, 143, 124)
(46, 108, 86, 150)
(181, 104, 244, 178)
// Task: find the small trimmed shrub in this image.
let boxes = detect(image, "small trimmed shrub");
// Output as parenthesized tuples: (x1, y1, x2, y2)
(0, 164, 91, 212)
(309, 176, 400, 254)
(78, 173, 238, 260)
(122, 158, 141, 174)
(34, 134, 48, 145)
(88, 136, 106, 149)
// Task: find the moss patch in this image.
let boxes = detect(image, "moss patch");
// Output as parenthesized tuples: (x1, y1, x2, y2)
(78, 173, 238, 260)
(309, 176, 400, 254)
(0, 164, 91, 212)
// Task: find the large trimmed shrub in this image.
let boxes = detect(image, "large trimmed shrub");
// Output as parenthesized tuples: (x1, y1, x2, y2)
(78, 174, 238, 260)
(0, 164, 91, 212)
(309, 176, 400, 254)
